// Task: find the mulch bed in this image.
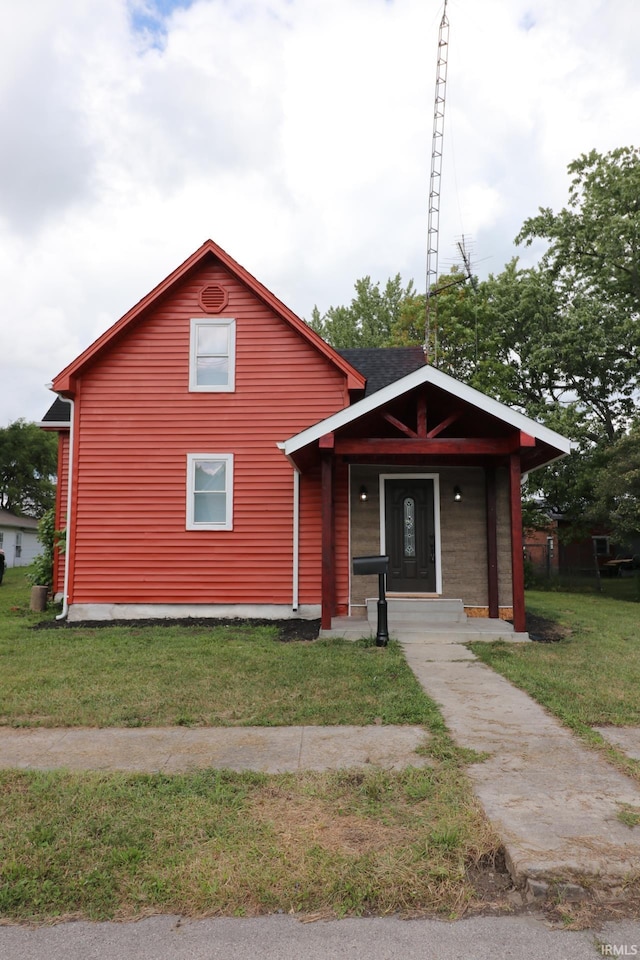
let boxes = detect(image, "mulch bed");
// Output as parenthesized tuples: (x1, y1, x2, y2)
(35, 612, 569, 643)
(32, 616, 322, 642)
(525, 612, 571, 643)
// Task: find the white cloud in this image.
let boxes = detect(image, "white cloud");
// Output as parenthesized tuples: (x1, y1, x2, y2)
(1, 0, 639, 425)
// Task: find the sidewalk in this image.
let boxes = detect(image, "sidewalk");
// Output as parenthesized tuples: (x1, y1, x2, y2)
(0, 724, 430, 775)
(399, 634, 640, 888)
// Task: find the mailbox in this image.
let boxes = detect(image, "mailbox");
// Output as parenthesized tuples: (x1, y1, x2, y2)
(352, 555, 389, 647)
(352, 555, 389, 577)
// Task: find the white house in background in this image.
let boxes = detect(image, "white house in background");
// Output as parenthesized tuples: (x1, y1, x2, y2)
(0, 510, 40, 568)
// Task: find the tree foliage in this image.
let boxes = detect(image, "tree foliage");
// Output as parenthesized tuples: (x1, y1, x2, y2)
(0, 420, 58, 518)
(515, 146, 640, 442)
(590, 421, 640, 545)
(304, 146, 640, 533)
(309, 274, 416, 348)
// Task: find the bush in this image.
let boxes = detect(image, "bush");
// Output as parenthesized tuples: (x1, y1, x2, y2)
(27, 509, 65, 589)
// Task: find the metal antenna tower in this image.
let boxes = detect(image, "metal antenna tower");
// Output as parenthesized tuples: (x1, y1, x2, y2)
(424, 0, 449, 364)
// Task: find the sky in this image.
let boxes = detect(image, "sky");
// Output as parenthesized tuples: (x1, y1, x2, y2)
(1, 0, 639, 426)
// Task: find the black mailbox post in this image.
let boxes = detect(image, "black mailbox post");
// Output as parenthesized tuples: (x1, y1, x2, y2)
(352, 555, 389, 647)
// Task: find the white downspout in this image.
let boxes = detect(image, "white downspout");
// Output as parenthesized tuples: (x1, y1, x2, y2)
(277, 443, 301, 614)
(292, 467, 300, 612)
(56, 396, 75, 620)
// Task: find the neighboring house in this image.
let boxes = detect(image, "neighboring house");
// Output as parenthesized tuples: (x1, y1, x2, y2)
(524, 516, 634, 578)
(0, 509, 40, 568)
(41, 239, 573, 632)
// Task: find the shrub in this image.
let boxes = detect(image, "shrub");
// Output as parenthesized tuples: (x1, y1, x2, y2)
(28, 509, 65, 589)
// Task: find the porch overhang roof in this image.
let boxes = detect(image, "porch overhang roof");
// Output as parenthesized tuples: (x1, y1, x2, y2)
(283, 364, 575, 470)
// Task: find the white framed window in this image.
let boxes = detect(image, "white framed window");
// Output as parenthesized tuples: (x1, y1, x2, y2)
(15, 532, 22, 558)
(189, 318, 236, 392)
(186, 454, 234, 530)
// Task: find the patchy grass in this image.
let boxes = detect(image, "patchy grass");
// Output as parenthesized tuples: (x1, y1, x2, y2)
(471, 590, 640, 780)
(0, 569, 436, 729)
(618, 805, 640, 829)
(0, 765, 502, 922)
(0, 569, 509, 922)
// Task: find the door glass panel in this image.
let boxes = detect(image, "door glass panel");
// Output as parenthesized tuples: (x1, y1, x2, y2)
(403, 497, 416, 558)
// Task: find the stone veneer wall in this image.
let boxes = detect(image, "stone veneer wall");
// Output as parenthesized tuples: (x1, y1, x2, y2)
(348, 464, 513, 611)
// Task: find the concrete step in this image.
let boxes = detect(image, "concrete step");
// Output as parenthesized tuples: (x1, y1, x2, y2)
(366, 597, 466, 625)
(320, 616, 529, 644)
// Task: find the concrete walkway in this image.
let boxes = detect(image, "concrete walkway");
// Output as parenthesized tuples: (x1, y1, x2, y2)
(399, 633, 640, 888)
(0, 725, 430, 775)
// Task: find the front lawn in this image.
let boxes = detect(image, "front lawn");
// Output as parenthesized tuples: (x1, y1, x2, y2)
(0, 568, 505, 922)
(471, 590, 640, 779)
(0, 765, 500, 921)
(0, 568, 434, 729)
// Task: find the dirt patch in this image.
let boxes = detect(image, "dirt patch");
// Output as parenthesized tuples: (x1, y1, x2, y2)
(464, 847, 518, 911)
(525, 612, 571, 643)
(32, 616, 321, 643)
(252, 792, 412, 855)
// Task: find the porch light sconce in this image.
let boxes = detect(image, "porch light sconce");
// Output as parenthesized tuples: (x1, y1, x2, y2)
(453, 486, 463, 503)
(359, 485, 369, 502)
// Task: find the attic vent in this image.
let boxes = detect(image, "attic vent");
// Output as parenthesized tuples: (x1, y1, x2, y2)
(199, 284, 228, 313)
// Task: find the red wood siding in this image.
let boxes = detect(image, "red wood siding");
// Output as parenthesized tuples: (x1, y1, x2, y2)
(68, 260, 349, 605)
(53, 432, 69, 595)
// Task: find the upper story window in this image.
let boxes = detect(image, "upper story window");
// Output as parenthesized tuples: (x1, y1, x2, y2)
(189, 318, 236, 392)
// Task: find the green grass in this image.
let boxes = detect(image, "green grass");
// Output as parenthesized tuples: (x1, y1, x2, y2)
(0, 764, 499, 922)
(532, 571, 640, 602)
(0, 568, 436, 729)
(470, 590, 640, 780)
(473, 590, 640, 728)
(0, 569, 506, 921)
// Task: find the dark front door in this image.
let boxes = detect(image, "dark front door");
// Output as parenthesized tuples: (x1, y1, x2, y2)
(385, 478, 436, 592)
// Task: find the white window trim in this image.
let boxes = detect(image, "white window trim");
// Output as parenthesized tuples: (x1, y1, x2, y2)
(189, 318, 236, 392)
(186, 454, 234, 531)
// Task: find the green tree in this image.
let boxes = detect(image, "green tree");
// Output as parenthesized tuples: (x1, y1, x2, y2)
(0, 420, 57, 518)
(590, 422, 640, 546)
(307, 148, 640, 533)
(309, 274, 416, 348)
(516, 146, 640, 441)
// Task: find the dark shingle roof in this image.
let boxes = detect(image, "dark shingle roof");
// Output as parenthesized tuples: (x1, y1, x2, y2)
(338, 347, 426, 396)
(41, 397, 71, 423)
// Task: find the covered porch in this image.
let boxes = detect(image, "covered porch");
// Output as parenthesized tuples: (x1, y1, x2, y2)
(283, 363, 573, 637)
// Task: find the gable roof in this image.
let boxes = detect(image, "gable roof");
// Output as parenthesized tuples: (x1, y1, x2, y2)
(283, 362, 575, 470)
(50, 239, 366, 396)
(338, 347, 426, 396)
(0, 509, 39, 531)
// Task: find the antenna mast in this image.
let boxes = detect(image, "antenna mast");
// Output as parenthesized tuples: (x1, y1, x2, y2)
(425, 0, 449, 364)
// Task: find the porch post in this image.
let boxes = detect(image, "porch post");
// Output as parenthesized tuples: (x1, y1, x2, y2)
(485, 465, 499, 619)
(509, 452, 526, 632)
(320, 446, 335, 630)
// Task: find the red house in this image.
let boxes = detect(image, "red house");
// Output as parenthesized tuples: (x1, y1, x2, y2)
(42, 240, 572, 633)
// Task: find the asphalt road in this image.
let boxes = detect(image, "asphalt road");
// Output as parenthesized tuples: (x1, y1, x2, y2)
(1, 914, 639, 960)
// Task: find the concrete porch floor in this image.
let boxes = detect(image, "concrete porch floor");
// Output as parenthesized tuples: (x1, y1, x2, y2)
(320, 614, 530, 644)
